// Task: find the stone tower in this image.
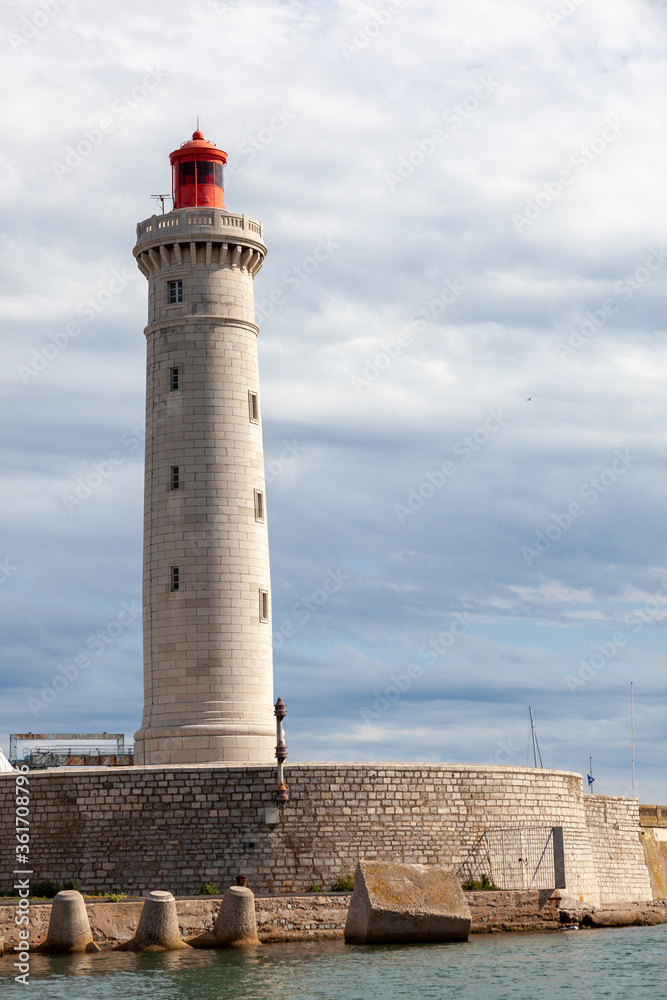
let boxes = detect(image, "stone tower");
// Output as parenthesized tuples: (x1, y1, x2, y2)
(132, 129, 274, 765)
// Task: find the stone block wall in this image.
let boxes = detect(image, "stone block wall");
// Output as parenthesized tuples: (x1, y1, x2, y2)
(0, 890, 563, 950)
(134, 205, 275, 766)
(0, 763, 653, 907)
(582, 795, 653, 905)
(638, 806, 667, 900)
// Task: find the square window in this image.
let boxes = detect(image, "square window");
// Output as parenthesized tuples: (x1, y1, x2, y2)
(168, 279, 183, 304)
(249, 391, 259, 423)
(254, 490, 264, 522)
(171, 567, 180, 592)
(170, 367, 179, 391)
(259, 589, 269, 622)
(170, 466, 180, 491)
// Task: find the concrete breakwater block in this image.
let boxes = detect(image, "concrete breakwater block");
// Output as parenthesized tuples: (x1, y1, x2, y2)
(40, 890, 100, 954)
(214, 886, 261, 946)
(118, 891, 191, 952)
(345, 860, 471, 945)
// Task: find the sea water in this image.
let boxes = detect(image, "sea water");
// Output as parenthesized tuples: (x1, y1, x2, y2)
(1, 925, 666, 1000)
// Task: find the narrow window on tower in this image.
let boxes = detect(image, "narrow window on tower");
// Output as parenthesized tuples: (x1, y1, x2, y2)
(170, 366, 179, 391)
(170, 466, 180, 491)
(248, 391, 259, 423)
(259, 589, 269, 623)
(254, 489, 264, 522)
(168, 279, 184, 304)
(171, 566, 180, 592)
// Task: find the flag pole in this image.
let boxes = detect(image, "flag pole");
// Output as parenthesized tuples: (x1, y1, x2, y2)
(631, 681, 635, 798)
(529, 706, 543, 767)
(589, 755, 593, 794)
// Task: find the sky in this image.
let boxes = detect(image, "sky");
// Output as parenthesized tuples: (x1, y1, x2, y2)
(1, 0, 666, 801)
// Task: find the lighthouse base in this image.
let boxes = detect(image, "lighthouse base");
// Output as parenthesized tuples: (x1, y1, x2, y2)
(133, 723, 275, 766)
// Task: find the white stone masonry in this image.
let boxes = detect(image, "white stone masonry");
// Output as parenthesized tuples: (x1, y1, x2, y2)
(132, 207, 274, 765)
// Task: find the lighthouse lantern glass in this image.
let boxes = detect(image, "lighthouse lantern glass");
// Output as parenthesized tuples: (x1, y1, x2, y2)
(180, 161, 195, 184)
(197, 161, 214, 184)
(169, 131, 227, 210)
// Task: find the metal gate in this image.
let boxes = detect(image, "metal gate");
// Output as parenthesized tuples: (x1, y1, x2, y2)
(457, 825, 565, 890)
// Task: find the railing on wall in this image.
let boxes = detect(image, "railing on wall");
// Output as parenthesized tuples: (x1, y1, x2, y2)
(457, 825, 566, 890)
(9, 732, 133, 769)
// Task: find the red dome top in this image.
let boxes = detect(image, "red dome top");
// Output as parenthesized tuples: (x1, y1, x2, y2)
(169, 130, 228, 210)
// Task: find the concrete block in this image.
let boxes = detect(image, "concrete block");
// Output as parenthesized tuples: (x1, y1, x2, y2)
(120, 890, 191, 951)
(40, 891, 100, 954)
(215, 886, 260, 946)
(344, 860, 471, 945)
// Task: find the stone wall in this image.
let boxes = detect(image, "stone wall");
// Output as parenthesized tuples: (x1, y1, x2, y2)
(0, 894, 350, 950)
(0, 763, 653, 908)
(640, 805, 667, 828)
(582, 795, 653, 905)
(0, 890, 564, 950)
(638, 806, 667, 900)
(4, 890, 665, 953)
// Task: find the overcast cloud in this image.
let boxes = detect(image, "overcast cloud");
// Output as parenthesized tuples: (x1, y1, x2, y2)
(1, 0, 666, 801)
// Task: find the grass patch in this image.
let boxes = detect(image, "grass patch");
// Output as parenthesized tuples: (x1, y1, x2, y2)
(461, 873, 500, 891)
(331, 873, 354, 892)
(199, 883, 220, 895)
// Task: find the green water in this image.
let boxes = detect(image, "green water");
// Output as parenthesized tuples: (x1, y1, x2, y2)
(1, 926, 666, 999)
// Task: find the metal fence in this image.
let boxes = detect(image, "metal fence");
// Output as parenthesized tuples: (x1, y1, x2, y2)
(9, 732, 131, 769)
(457, 825, 565, 890)
(19, 749, 134, 769)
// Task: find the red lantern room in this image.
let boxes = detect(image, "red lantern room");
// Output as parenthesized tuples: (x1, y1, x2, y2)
(169, 129, 228, 209)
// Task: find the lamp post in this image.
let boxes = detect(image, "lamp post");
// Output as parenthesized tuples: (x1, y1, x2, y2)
(274, 698, 288, 802)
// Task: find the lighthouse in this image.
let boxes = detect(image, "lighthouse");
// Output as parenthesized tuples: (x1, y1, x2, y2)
(132, 129, 275, 765)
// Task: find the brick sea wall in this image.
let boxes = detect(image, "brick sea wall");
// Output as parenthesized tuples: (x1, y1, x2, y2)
(0, 763, 653, 907)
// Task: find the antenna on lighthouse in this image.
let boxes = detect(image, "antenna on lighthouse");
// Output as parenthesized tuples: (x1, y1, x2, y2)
(150, 194, 171, 215)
